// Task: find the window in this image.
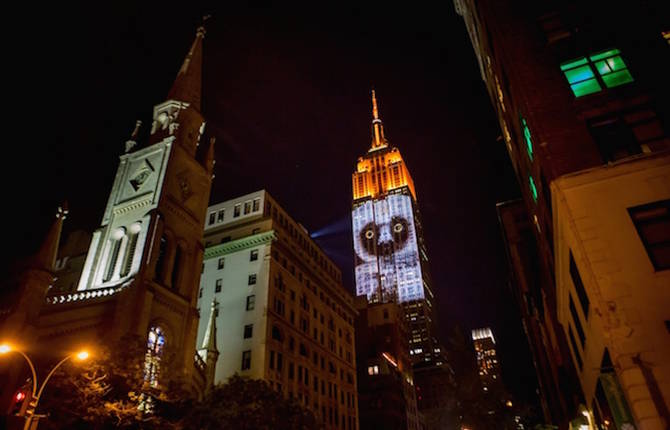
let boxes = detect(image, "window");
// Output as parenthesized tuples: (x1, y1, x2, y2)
(241, 350, 251, 370)
(244, 324, 253, 339)
(209, 212, 216, 225)
(244, 201, 252, 214)
(217, 209, 225, 222)
(253, 198, 260, 212)
(104, 230, 124, 282)
(144, 326, 166, 388)
(218, 257, 225, 270)
(269, 350, 275, 370)
(560, 48, 633, 97)
(367, 365, 379, 375)
(520, 116, 533, 161)
(568, 326, 583, 370)
(248, 274, 257, 285)
(198, 288, 202, 298)
(277, 352, 283, 371)
(154, 235, 167, 280)
(215, 279, 222, 293)
(121, 227, 139, 276)
(569, 251, 590, 318)
(246, 295, 256, 311)
(529, 176, 538, 202)
(628, 200, 670, 270)
(250, 250, 259, 261)
(234, 204, 241, 217)
(272, 325, 283, 341)
(569, 295, 586, 347)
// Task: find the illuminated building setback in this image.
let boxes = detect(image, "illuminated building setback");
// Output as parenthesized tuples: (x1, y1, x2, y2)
(472, 327, 502, 393)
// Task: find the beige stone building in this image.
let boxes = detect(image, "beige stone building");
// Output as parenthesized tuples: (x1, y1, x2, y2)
(553, 152, 670, 429)
(197, 190, 359, 430)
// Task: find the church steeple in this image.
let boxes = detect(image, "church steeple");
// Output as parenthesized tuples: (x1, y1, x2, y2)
(199, 299, 219, 392)
(370, 90, 388, 151)
(167, 25, 205, 112)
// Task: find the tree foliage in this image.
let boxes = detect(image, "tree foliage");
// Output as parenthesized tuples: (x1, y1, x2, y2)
(184, 375, 317, 430)
(38, 335, 188, 430)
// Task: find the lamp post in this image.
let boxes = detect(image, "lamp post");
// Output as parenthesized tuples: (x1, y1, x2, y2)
(0, 343, 89, 430)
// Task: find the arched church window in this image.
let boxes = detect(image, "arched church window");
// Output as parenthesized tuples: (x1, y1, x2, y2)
(121, 222, 141, 277)
(104, 228, 125, 282)
(154, 235, 167, 281)
(144, 326, 166, 388)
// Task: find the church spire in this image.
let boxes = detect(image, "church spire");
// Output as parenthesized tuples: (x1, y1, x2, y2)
(33, 203, 68, 272)
(167, 25, 206, 112)
(201, 299, 219, 354)
(370, 89, 388, 150)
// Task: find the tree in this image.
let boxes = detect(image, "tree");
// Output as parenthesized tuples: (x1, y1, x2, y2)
(184, 375, 317, 430)
(38, 335, 189, 430)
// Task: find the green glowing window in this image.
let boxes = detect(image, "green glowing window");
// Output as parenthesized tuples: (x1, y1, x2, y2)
(521, 117, 533, 161)
(560, 48, 634, 97)
(529, 176, 538, 202)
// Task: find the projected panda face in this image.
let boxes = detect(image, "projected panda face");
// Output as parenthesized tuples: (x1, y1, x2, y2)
(352, 194, 424, 303)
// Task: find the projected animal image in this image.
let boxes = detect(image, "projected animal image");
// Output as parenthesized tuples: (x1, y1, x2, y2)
(352, 194, 424, 303)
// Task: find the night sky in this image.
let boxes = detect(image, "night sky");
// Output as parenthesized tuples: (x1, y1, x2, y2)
(5, 3, 538, 403)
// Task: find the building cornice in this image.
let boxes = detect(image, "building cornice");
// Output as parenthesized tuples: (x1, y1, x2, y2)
(204, 230, 277, 260)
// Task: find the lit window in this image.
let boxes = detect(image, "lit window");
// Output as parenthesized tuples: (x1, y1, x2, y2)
(520, 117, 533, 161)
(144, 326, 166, 388)
(560, 48, 633, 97)
(529, 176, 538, 202)
(367, 365, 379, 375)
(628, 200, 670, 270)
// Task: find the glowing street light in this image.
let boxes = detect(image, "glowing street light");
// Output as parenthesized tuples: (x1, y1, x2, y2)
(0, 341, 91, 430)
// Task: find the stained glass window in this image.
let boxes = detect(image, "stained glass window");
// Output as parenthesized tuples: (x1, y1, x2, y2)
(144, 326, 166, 388)
(529, 176, 538, 202)
(520, 117, 533, 161)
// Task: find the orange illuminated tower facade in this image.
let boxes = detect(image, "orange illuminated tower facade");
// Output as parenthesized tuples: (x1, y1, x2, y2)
(351, 92, 441, 367)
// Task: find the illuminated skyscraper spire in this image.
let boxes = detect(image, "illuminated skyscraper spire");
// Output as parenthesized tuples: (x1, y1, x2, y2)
(370, 89, 388, 150)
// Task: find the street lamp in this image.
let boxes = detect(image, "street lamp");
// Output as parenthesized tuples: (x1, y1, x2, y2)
(0, 342, 90, 430)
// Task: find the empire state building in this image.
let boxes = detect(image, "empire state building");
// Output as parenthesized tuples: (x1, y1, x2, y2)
(351, 91, 442, 367)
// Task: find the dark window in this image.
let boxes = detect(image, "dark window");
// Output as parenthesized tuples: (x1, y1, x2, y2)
(217, 209, 225, 222)
(272, 325, 283, 341)
(218, 258, 225, 269)
(171, 246, 181, 289)
(269, 350, 275, 370)
(569, 295, 586, 347)
(244, 324, 253, 339)
(250, 250, 259, 261)
(248, 274, 257, 285)
(569, 251, 590, 318)
(568, 326, 583, 370)
(198, 288, 202, 298)
(277, 352, 283, 371)
(234, 204, 241, 217)
(154, 236, 167, 280)
(246, 295, 255, 311)
(244, 201, 252, 214)
(289, 362, 294, 379)
(215, 279, 222, 293)
(241, 350, 251, 370)
(209, 212, 216, 225)
(253, 198, 260, 212)
(628, 200, 670, 270)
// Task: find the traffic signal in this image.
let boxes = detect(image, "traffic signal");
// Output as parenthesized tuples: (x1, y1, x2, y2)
(9, 388, 30, 416)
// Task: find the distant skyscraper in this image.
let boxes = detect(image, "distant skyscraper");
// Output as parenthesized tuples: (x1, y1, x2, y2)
(351, 91, 441, 367)
(471, 327, 502, 393)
